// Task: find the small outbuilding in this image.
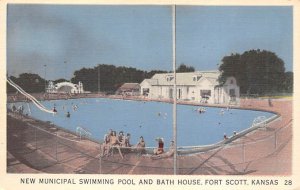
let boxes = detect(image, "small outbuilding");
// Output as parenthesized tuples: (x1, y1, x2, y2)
(116, 83, 140, 96)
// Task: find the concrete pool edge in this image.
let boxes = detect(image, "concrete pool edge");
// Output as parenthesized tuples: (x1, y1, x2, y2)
(7, 94, 282, 153)
(6, 94, 292, 175)
(177, 114, 281, 155)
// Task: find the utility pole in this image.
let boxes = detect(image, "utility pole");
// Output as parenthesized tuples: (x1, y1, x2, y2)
(44, 64, 47, 93)
(64, 61, 67, 81)
(172, 4, 177, 175)
(98, 65, 100, 94)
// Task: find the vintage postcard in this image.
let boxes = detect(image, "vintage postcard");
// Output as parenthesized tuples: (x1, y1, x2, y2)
(0, 0, 299, 190)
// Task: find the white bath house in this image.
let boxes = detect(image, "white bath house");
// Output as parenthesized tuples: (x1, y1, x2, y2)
(140, 71, 240, 104)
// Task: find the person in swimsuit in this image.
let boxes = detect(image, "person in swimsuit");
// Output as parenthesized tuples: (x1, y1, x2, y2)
(153, 138, 164, 155)
(136, 136, 146, 155)
(110, 131, 123, 159)
(100, 129, 113, 157)
(151, 140, 175, 159)
(125, 133, 131, 147)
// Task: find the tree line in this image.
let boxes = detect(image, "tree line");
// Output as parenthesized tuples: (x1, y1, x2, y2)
(7, 49, 293, 95)
(70, 64, 169, 93)
(7, 65, 169, 94)
(218, 49, 293, 95)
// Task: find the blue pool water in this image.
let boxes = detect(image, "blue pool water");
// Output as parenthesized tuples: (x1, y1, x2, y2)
(10, 98, 274, 147)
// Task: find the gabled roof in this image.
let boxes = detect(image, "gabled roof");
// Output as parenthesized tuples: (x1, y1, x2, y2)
(150, 71, 220, 86)
(141, 79, 158, 85)
(118, 83, 140, 90)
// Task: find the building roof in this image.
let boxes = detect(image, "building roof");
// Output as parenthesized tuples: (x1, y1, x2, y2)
(150, 71, 221, 86)
(142, 79, 158, 85)
(118, 83, 140, 90)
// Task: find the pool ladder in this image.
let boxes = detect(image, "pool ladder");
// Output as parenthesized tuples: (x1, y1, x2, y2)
(76, 126, 92, 140)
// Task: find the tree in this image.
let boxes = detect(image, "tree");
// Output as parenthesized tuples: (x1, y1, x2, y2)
(176, 64, 195, 72)
(71, 67, 97, 92)
(282, 72, 293, 93)
(218, 49, 286, 95)
(7, 76, 18, 94)
(71, 64, 168, 93)
(145, 70, 168, 78)
(53, 78, 69, 83)
(7, 73, 46, 93)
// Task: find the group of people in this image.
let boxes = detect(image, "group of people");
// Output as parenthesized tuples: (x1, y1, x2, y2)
(10, 104, 24, 114)
(53, 104, 78, 118)
(100, 129, 175, 159)
(151, 138, 175, 160)
(223, 131, 238, 140)
(100, 129, 144, 158)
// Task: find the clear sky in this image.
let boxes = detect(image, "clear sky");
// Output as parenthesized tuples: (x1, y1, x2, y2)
(7, 5, 292, 80)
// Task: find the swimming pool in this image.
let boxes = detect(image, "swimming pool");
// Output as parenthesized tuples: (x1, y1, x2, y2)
(10, 98, 275, 147)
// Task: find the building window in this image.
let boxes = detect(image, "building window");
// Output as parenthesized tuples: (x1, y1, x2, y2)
(229, 89, 236, 101)
(200, 90, 211, 98)
(166, 76, 174, 81)
(193, 75, 202, 81)
(178, 89, 182, 99)
(229, 89, 235, 96)
(142, 88, 149, 96)
(169, 88, 173, 99)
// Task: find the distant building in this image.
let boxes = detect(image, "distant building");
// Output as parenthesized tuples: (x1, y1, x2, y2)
(116, 83, 140, 96)
(46, 81, 84, 94)
(140, 71, 240, 104)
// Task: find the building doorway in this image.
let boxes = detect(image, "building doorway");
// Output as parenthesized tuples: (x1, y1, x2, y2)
(169, 88, 173, 99)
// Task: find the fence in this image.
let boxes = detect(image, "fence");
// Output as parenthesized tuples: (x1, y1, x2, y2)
(7, 112, 292, 175)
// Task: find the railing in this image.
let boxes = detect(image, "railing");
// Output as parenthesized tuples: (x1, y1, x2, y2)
(76, 126, 92, 140)
(177, 114, 280, 155)
(7, 111, 291, 175)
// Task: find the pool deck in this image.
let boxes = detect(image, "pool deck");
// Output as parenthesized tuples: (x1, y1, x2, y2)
(6, 95, 292, 175)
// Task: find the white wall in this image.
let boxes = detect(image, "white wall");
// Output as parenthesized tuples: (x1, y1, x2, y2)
(140, 75, 240, 104)
(140, 80, 152, 96)
(194, 78, 215, 103)
(223, 77, 240, 104)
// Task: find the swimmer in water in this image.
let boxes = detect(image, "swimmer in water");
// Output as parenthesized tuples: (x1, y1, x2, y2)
(53, 106, 57, 113)
(198, 107, 206, 114)
(72, 104, 78, 111)
(163, 112, 168, 119)
(66, 111, 70, 118)
(11, 104, 17, 112)
(220, 109, 224, 115)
